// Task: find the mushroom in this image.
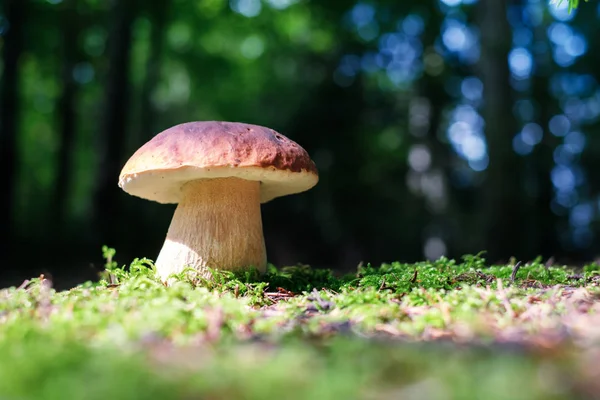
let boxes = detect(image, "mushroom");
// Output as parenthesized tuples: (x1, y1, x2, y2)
(118, 121, 319, 282)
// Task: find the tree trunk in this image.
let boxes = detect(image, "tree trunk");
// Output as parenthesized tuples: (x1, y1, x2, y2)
(52, 0, 79, 229)
(138, 0, 169, 142)
(92, 0, 136, 245)
(476, 0, 526, 262)
(0, 0, 26, 257)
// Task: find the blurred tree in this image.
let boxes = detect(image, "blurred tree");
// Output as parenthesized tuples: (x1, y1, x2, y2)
(476, 0, 526, 261)
(415, 3, 455, 260)
(137, 0, 170, 143)
(92, 0, 136, 246)
(275, 57, 370, 268)
(52, 0, 80, 229)
(0, 0, 26, 258)
(529, 15, 560, 260)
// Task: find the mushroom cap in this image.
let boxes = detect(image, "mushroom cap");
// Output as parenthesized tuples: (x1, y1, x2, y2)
(118, 121, 319, 204)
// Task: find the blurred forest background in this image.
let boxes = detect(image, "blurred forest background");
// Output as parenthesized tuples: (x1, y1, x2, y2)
(1, 0, 599, 288)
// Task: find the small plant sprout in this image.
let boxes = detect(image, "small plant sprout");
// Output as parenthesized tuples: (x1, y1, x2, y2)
(118, 121, 318, 283)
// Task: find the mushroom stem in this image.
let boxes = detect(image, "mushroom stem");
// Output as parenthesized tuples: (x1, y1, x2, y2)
(154, 177, 267, 282)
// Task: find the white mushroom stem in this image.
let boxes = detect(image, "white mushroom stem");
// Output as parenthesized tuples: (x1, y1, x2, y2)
(154, 177, 267, 282)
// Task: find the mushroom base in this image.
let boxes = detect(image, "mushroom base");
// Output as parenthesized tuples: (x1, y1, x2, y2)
(154, 177, 267, 282)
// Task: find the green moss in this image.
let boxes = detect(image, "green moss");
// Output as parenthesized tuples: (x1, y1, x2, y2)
(0, 247, 598, 399)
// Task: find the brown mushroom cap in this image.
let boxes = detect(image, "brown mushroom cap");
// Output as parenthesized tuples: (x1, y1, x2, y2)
(119, 121, 319, 204)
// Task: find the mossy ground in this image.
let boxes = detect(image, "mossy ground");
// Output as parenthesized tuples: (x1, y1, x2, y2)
(1, 247, 600, 400)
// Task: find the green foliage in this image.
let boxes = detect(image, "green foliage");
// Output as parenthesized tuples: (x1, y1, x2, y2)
(560, 0, 589, 12)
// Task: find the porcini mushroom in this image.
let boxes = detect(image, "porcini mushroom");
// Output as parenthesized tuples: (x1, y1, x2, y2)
(118, 121, 318, 282)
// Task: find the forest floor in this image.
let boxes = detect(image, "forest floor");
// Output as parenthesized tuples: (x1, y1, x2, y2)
(1, 247, 599, 400)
